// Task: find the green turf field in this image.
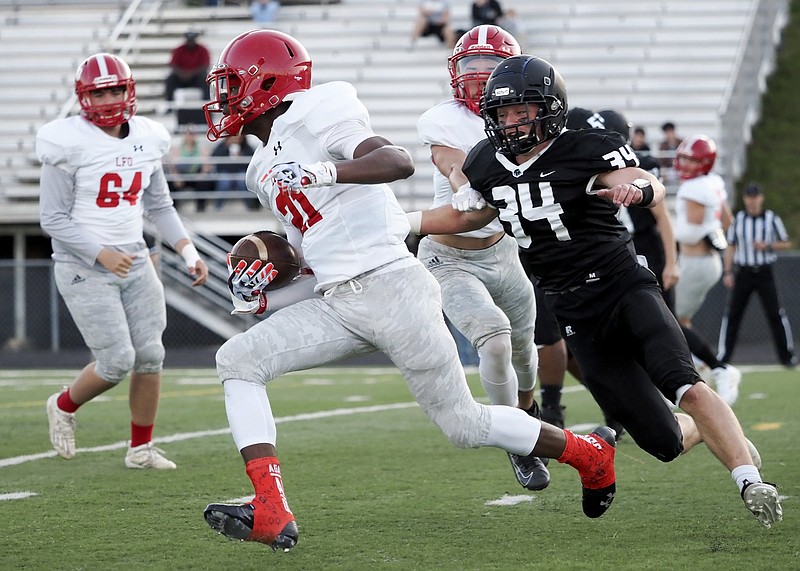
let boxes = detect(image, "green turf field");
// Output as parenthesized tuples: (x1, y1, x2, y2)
(0, 366, 796, 570)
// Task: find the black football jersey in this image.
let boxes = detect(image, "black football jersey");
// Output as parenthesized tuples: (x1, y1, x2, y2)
(463, 129, 641, 292)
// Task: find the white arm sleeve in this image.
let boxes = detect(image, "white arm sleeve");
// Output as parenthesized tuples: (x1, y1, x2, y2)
(144, 165, 191, 248)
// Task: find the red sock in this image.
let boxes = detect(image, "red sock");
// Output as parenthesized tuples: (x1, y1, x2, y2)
(130, 423, 154, 448)
(557, 429, 615, 489)
(57, 389, 80, 413)
(245, 457, 294, 542)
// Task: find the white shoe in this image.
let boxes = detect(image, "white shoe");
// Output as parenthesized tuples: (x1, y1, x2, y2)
(712, 365, 741, 406)
(46, 391, 76, 459)
(742, 481, 783, 528)
(745, 438, 762, 469)
(125, 442, 177, 469)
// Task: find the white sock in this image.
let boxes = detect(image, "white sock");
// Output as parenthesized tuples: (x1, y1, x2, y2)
(731, 464, 761, 493)
(223, 378, 277, 450)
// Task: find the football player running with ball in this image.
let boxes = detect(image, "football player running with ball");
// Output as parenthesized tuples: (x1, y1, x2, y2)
(416, 25, 549, 491)
(408, 54, 782, 529)
(201, 30, 617, 553)
(39, 53, 208, 470)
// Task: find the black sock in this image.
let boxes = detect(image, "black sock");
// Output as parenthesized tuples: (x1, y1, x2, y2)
(540, 384, 563, 409)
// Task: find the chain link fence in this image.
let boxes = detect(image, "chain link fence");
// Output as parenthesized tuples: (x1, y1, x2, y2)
(2, 253, 798, 369)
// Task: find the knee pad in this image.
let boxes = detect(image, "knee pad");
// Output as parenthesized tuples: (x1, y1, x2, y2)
(134, 341, 165, 374)
(215, 333, 267, 384)
(424, 396, 491, 449)
(95, 344, 136, 384)
(510, 325, 537, 392)
(478, 334, 513, 378)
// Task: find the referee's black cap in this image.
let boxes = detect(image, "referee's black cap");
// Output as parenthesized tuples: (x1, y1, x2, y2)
(744, 183, 762, 196)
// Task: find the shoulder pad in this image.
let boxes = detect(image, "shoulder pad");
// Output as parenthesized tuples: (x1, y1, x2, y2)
(301, 82, 369, 137)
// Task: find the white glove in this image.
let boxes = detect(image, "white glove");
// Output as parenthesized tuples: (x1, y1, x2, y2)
(452, 184, 486, 212)
(266, 161, 337, 192)
(226, 253, 279, 315)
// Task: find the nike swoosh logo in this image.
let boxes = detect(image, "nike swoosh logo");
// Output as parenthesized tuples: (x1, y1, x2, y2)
(541, 170, 556, 177)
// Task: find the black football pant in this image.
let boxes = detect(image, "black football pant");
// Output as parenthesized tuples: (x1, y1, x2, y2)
(718, 265, 795, 365)
(546, 265, 696, 462)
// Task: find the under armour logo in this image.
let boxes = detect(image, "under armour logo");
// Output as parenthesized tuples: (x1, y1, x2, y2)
(273, 141, 282, 155)
(133, 145, 143, 151)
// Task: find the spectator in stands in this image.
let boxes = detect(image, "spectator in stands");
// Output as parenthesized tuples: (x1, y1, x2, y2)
(658, 121, 683, 168)
(471, 0, 504, 26)
(166, 130, 214, 213)
(250, 0, 280, 24)
(468, 0, 523, 43)
(631, 126, 650, 153)
(719, 183, 796, 368)
(409, 0, 456, 50)
(211, 134, 259, 210)
(165, 30, 211, 102)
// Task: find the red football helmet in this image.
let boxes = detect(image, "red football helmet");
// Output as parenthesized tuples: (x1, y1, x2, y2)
(75, 53, 137, 127)
(673, 134, 717, 180)
(203, 29, 312, 141)
(448, 25, 520, 115)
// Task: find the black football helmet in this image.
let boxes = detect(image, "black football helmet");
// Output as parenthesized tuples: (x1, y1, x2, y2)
(597, 109, 632, 142)
(565, 107, 601, 131)
(482, 55, 568, 155)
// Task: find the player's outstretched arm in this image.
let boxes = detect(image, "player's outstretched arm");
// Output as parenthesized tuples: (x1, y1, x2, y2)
(407, 204, 497, 236)
(596, 167, 664, 208)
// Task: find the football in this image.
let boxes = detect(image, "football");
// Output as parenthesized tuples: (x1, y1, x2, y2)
(228, 230, 301, 290)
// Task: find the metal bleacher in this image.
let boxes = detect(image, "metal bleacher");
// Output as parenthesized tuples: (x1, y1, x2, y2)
(0, 0, 789, 231)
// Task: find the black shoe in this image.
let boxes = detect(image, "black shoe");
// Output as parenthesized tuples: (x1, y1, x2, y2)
(204, 502, 299, 551)
(508, 451, 551, 491)
(580, 426, 617, 518)
(541, 404, 566, 429)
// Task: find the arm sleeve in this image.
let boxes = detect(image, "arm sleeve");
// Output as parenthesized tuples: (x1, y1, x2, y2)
(143, 165, 191, 248)
(673, 215, 708, 245)
(38, 163, 104, 265)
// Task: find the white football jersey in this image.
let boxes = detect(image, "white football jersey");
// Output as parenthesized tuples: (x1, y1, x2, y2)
(417, 99, 503, 239)
(36, 115, 171, 247)
(675, 172, 727, 236)
(245, 81, 412, 291)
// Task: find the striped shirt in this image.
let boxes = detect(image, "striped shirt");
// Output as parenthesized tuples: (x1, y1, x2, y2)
(727, 209, 789, 267)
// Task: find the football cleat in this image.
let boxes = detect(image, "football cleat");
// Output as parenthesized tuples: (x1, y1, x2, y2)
(741, 481, 782, 529)
(577, 426, 617, 518)
(204, 498, 299, 552)
(541, 404, 566, 429)
(46, 391, 76, 459)
(507, 452, 551, 491)
(125, 442, 176, 469)
(711, 364, 741, 406)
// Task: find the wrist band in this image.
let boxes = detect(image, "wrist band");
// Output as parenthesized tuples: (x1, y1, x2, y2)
(180, 243, 201, 267)
(632, 178, 655, 207)
(407, 211, 422, 234)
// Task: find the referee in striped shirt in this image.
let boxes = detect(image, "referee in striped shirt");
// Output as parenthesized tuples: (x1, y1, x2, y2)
(718, 183, 796, 367)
